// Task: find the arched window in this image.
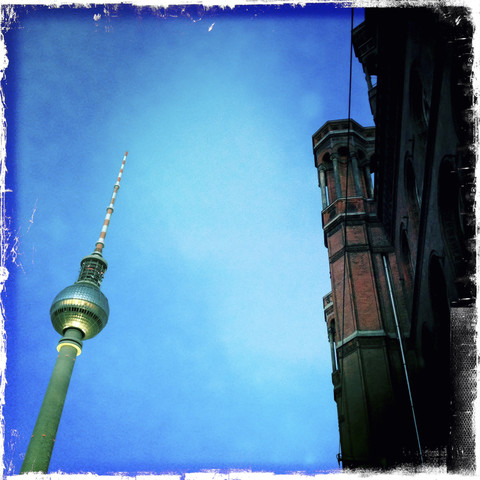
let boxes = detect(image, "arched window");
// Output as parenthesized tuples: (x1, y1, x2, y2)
(337, 146, 349, 158)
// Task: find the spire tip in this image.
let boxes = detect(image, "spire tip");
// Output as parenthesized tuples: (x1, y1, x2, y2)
(94, 153, 127, 253)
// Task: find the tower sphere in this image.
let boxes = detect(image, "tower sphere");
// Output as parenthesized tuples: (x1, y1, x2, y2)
(50, 283, 109, 340)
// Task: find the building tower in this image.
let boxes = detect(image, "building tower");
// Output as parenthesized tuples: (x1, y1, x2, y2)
(313, 120, 421, 468)
(20, 152, 128, 474)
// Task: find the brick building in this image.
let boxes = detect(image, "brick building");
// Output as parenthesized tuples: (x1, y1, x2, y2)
(313, 8, 476, 470)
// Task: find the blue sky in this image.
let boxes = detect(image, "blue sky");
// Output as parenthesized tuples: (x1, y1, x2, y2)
(3, 4, 373, 475)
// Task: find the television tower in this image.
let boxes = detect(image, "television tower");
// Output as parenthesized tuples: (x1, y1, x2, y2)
(20, 152, 128, 474)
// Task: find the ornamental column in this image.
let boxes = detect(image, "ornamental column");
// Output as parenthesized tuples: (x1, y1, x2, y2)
(317, 165, 328, 209)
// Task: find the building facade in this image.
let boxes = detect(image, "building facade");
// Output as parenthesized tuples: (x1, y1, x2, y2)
(314, 8, 476, 470)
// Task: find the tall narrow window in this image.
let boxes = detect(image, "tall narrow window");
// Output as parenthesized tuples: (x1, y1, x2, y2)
(404, 155, 420, 219)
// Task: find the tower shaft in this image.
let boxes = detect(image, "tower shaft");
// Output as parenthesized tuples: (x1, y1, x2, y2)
(20, 329, 83, 473)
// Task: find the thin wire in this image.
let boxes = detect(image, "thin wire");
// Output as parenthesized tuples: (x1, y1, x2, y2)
(337, 7, 355, 467)
(382, 256, 424, 465)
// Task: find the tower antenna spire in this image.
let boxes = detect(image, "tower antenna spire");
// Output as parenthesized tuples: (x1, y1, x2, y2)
(21, 152, 128, 474)
(95, 151, 128, 254)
